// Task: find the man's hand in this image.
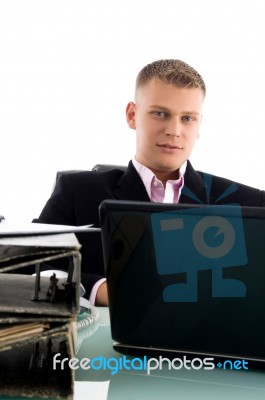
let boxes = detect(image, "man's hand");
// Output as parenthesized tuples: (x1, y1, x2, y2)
(95, 281, 108, 306)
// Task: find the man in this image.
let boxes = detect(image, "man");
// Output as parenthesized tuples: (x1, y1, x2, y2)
(34, 59, 265, 306)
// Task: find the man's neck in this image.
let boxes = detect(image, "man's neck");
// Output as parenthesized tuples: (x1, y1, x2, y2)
(133, 158, 187, 185)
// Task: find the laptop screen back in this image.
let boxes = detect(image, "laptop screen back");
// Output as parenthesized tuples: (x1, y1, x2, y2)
(99, 200, 265, 361)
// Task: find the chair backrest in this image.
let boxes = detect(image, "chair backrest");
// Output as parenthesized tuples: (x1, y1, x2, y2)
(92, 164, 127, 172)
(56, 164, 126, 182)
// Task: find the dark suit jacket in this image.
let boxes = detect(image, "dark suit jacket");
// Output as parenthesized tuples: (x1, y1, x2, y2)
(34, 160, 265, 297)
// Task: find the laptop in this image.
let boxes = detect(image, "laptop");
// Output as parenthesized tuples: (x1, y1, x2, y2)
(99, 200, 265, 365)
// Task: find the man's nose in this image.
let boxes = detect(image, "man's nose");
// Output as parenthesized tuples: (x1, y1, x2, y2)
(165, 119, 181, 137)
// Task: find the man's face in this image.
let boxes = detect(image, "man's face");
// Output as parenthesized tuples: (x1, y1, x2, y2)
(126, 79, 204, 182)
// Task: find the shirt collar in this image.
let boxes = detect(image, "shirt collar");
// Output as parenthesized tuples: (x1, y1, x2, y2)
(132, 157, 187, 198)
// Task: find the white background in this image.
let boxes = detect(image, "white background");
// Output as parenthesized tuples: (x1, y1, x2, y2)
(0, 0, 264, 222)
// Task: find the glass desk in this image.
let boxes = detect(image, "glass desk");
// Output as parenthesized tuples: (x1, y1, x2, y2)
(1, 307, 265, 400)
(75, 307, 265, 400)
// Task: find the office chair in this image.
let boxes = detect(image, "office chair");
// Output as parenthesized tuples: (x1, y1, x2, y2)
(56, 164, 127, 182)
(92, 164, 127, 172)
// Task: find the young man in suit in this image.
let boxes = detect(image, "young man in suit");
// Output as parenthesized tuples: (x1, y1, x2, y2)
(34, 59, 265, 306)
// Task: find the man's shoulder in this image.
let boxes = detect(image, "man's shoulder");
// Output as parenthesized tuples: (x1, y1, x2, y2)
(186, 162, 260, 191)
(201, 170, 260, 193)
(184, 162, 264, 206)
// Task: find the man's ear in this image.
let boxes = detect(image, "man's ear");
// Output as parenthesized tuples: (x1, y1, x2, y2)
(126, 102, 136, 129)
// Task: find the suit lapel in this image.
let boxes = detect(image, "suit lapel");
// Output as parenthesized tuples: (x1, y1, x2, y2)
(112, 161, 150, 201)
(180, 161, 241, 205)
(179, 161, 208, 204)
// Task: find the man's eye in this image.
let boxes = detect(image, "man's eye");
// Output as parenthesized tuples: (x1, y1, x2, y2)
(153, 111, 168, 118)
(182, 115, 195, 122)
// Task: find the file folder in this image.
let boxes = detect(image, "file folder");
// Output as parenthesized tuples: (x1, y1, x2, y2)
(0, 228, 82, 399)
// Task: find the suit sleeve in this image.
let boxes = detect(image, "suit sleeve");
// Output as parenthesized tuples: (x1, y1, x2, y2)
(33, 173, 106, 299)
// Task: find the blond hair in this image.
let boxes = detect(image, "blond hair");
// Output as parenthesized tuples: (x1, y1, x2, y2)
(136, 59, 206, 96)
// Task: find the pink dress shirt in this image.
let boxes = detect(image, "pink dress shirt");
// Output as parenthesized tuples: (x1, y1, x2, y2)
(132, 158, 186, 203)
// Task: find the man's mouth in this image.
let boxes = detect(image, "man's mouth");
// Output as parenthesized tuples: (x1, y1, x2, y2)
(157, 143, 183, 150)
